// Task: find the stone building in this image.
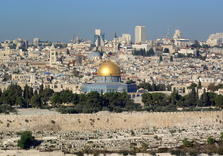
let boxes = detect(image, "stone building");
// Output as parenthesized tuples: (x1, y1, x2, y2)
(81, 61, 137, 93)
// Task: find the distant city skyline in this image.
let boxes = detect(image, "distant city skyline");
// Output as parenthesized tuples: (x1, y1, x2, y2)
(0, 0, 223, 42)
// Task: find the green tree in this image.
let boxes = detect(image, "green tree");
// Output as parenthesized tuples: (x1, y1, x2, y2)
(142, 93, 153, 108)
(50, 90, 79, 106)
(80, 92, 104, 113)
(30, 95, 42, 108)
(16, 97, 26, 107)
(39, 88, 54, 105)
(203, 92, 216, 106)
(138, 82, 152, 91)
(50, 92, 62, 106)
(23, 85, 34, 107)
(215, 95, 223, 108)
(170, 91, 182, 106)
(151, 83, 156, 91)
(152, 93, 166, 105)
(183, 87, 198, 107)
(142, 93, 169, 111)
(0, 104, 16, 114)
(18, 131, 36, 149)
(39, 84, 44, 95)
(156, 84, 166, 91)
(103, 92, 138, 112)
(1, 84, 23, 106)
(199, 90, 208, 107)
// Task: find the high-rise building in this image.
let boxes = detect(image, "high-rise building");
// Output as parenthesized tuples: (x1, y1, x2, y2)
(94, 29, 105, 47)
(135, 26, 146, 44)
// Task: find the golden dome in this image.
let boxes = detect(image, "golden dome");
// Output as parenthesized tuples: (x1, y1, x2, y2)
(97, 61, 121, 76)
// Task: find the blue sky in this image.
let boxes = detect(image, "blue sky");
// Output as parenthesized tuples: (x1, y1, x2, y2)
(0, 0, 223, 42)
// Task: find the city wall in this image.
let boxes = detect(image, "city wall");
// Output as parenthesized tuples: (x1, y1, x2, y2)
(0, 111, 222, 132)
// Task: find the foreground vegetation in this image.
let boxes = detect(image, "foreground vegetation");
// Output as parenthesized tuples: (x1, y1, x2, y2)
(0, 83, 222, 114)
(17, 131, 40, 149)
(0, 84, 140, 113)
(142, 82, 223, 111)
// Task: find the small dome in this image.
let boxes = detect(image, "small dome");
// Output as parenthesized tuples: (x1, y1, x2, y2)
(97, 61, 121, 77)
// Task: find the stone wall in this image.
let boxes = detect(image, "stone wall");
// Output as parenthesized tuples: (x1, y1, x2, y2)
(0, 111, 222, 132)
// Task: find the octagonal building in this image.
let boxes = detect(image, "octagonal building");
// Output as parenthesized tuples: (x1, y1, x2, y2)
(81, 61, 137, 94)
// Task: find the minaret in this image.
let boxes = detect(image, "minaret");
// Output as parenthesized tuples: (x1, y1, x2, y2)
(113, 32, 119, 52)
(50, 44, 58, 67)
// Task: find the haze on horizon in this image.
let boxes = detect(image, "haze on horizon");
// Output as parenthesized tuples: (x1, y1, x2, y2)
(0, 0, 223, 42)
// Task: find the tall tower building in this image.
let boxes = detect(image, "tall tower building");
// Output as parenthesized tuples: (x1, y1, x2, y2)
(94, 29, 105, 47)
(50, 44, 58, 67)
(135, 26, 146, 44)
(50, 51, 58, 67)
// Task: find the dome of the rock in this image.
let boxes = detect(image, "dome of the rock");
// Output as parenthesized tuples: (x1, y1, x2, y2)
(97, 61, 120, 77)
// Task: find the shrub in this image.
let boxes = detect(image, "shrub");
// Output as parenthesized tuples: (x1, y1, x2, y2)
(220, 132, 223, 141)
(182, 138, 193, 147)
(17, 131, 36, 149)
(171, 150, 185, 156)
(207, 137, 215, 145)
(0, 104, 16, 114)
